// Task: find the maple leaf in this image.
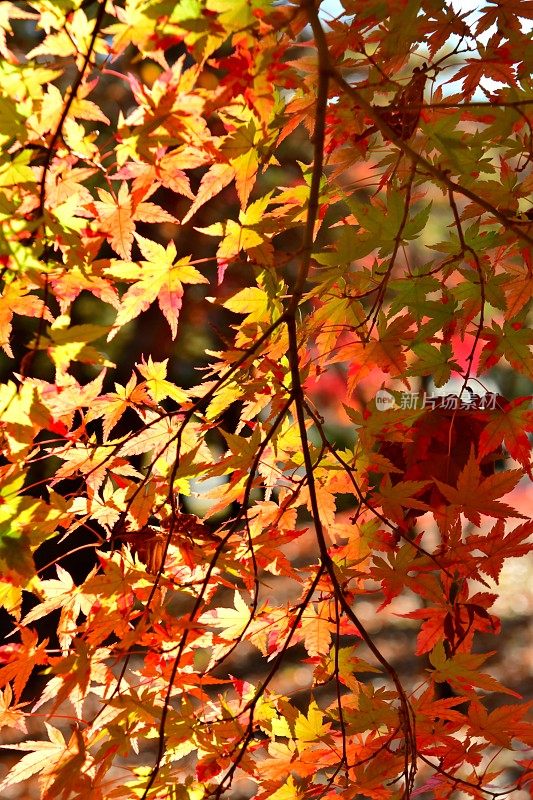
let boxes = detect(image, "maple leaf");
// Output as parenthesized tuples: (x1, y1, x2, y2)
(411, 685, 467, 726)
(468, 519, 533, 582)
(104, 0, 168, 63)
(346, 313, 414, 390)
(92, 184, 136, 259)
(38, 320, 113, 378)
(407, 342, 460, 388)
(479, 319, 533, 380)
(28, 78, 108, 152)
(116, 410, 209, 477)
(92, 183, 177, 259)
(0, 576, 22, 620)
(451, 48, 518, 101)
(70, 78, 112, 125)
(197, 192, 273, 265)
(430, 641, 520, 698)
(33, 640, 113, 718)
(371, 544, 423, 609)
(49, 265, 119, 313)
(502, 259, 533, 317)
(136, 356, 188, 404)
(85, 372, 153, 440)
(434, 449, 525, 526)
(373, 474, 431, 524)
(54, 441, 124, 497)
(182, 162, 235, 224)
(115, 156, 195, 200)
(294, 701, 331, 750)
(0, 684, 28, 733)
(0, 722, 87, 797)
(0, 282, 51, 357)
(21, 565, 94, 650)
(220, 113, 261, 208)
(108, 234, 208, 339)
(31, 370, 107, 425)
(125, 479, 159, 531)
(468, 700, 533, 748)
(27, 10, 95, 61)
(269, 775, 303, 800)
(0, 627, 48, 701)
(0, 475, 68, 578)
(478, 396, 533, 476)
(0, 3, 35, 62)
(403, 606, 448, 655)
(199, 590, 251, 642)
(300, 601, 335, 657)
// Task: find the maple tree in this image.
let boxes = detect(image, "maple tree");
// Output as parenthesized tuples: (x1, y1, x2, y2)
(0, 0, 532, 798)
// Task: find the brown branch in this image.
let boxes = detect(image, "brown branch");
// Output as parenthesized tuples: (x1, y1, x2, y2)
(37, 0, 107, 221)
(137, 397, 296, 798)
(209, 565, 326, 800)
(447, 187, 486, 393)
(301, 398, 455, 579)
(283, 6, 418, 795)
(287, 314, 417, 799)
(364, 162, 417, 340)
(19, 1, 107, 378)
(287, 1, 331, 307)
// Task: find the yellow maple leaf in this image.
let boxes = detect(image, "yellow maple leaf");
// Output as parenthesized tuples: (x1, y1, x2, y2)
(0, 722, 86, 796)
(294, 700, 331, 749)
(136, 356, 188, 404)
(110, 234, 208, 339)
(269, 775, 303, 800)
(199, 590, 250, 641)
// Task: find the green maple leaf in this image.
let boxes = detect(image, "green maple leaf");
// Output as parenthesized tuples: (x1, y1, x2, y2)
(479, 319, 533, 379)
(408, 342, 460, 387)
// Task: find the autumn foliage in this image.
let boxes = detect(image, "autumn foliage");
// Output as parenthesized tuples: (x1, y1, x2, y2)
(0, 0, 532, 798)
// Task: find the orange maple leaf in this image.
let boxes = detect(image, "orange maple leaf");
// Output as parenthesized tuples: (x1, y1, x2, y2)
(434, 449, 525, 526)
(479, 396, 532, 477)
(92, 182, 177, 259)
(0, 627, 48, 701)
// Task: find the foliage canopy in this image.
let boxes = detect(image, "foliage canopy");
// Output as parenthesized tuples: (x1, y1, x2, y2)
(0, 0, 532, 798)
